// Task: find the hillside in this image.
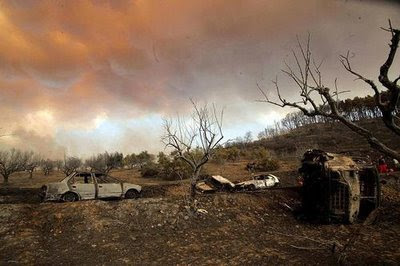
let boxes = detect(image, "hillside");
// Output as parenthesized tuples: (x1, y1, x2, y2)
(1, 135, 400, 264)
(255, 119, 400, 159)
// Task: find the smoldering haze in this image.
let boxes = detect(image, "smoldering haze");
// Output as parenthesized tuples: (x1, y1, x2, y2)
(0, 0, 399, 158)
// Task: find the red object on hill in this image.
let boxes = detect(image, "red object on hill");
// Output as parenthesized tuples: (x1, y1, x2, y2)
(378, 163, 388, 173)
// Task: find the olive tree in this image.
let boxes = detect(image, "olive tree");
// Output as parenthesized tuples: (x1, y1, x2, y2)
(136, 151, 154, 168)
(85, 152, 123, 174)
(41, 159, 55, 176)
(123, 153, 138, 169)
(54, 160, 63, 171)
(62, 156, 82, 176)
(258, 21, 400, 160)
(0, 148, 30, 183)
(25, 152, 42, 179)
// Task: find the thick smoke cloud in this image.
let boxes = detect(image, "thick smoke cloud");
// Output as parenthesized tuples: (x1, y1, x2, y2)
(0, 0, 399, 157)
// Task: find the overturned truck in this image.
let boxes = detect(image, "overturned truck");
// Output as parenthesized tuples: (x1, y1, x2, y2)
(299, 150, 380, 223)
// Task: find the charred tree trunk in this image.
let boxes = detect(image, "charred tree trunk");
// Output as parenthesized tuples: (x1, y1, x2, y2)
(162, 101, 224, 214)
(189, 167, 202, 199)
(3, 174, 9, 184)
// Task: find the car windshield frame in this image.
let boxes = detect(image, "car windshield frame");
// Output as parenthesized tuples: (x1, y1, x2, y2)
(69, 172, 94, 184)
(60, 172, 122, 183)
(60, 172, 76, 183)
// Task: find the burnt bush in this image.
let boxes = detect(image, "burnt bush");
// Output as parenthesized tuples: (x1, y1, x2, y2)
(255, 157, 280, 171)
(139, 152, 194, 180)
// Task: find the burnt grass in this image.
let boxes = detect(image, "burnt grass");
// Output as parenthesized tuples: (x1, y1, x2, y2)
(1, 173, 400, 265)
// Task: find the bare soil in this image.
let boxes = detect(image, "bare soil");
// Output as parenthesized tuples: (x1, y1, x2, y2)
(1, 168, 400, 265)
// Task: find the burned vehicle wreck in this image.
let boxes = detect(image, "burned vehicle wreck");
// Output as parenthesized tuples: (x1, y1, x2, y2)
(41, 171, 142, 202)
(235, 174, 280, 191)
(299, 150, 380, 223)
(195, 175, 236, 193)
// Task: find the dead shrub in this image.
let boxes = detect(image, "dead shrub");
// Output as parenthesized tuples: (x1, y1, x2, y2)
(255, 157, 280, 171)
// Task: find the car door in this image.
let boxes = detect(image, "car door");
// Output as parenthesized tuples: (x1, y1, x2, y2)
(264, 176, 275, 187)
(95, 173, 123, 198)
(253, 175, 265, 188)
(69, 173, 96, 200)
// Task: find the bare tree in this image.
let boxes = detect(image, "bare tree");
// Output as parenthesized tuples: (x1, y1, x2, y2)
(258, 21, 400, 160)
(85, 152, 123, 174)
(162, 100, 224, 206)
(243, 131, 253, 147)
(41, 159, 55, 176)
(25, 152, 42, 179)
(54, 160, 63, 171)
(62, 156, 82, 176)
(0, 148, 30, 183)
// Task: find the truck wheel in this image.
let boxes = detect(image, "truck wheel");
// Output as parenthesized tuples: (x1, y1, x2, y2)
(125, 189, 140, 199)
(63, 192, 78, 202)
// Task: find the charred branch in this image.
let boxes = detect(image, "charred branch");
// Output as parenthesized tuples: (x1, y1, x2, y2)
(340, 20, 400, 136)
(259, 22, 400, 161)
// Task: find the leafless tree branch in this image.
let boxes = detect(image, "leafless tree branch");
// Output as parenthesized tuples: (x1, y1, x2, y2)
(162, 100, 224, 207)
(258, 22, 400, 160)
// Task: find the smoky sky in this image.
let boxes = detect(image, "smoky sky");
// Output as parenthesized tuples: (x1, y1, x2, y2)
(0, 0, 399, 158)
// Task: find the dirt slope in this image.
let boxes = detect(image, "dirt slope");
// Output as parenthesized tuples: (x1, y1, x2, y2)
(256, 119, 400, 159)
(1, 180, 400, 265)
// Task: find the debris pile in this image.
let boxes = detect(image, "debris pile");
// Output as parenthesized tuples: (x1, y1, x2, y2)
(195, 175, 236, 193)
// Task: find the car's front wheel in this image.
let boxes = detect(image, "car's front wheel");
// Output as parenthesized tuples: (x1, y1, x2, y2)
(125, 189, 140, 199)
(248, 184, 256, 191)
(63, 192, 78, 202)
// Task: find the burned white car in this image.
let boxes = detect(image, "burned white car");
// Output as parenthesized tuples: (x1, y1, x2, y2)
(40, 171, 142, 202)
(236, 174, 280, 191)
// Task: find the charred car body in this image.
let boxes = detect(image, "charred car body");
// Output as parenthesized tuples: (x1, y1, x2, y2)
(41, 171, 142, 202)
(195, 174, 280, 193)
(235, 174, 280, 191)
(299, 150, 380, 223)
